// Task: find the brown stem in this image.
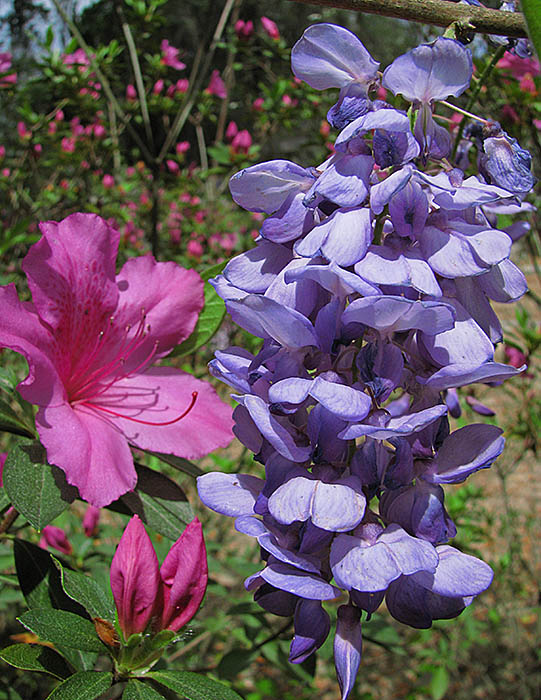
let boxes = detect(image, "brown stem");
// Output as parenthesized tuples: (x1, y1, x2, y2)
(285, 0, 528, 38)
(0, 507, 19, 536)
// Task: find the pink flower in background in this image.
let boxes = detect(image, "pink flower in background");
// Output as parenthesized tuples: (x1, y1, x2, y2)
(166, 159, 180, 174)
(126, 84, 137, 101)
(174, 78, 189, 94)
(235, 19, 254, 39)
(231, 129, 252, 154)
(252, 97, 264, 112)
(39, 526, 73, 555)
(187, 239, 204, 258)
(160, 39, 186, 71)
(497, 51, 540, 80)
(48, 122, 57, 135)
(0, 214, 233, 506)
(519, 73, 537, 95)
(225, 121, 238, 142)
(62, 48, 91, 71)
(93, 124, 106, 138)
(206, 70, 227, 98)
(61, 137, 75, 153)
(261, 16, 280, 40)
(0, 146, 5, 160)
(83, 505, 100, 537)
(34, 144, 42, 156)
(1, 168, 9, 177)
(0, 52, 17, 87)
(504, 345, 528, 369)
(55, 110, 65, 122)
(17, 121, 31, 140)
(153, 79, 164, 95)
(176, 141, 190, 155)
(103, 174, 115, 188)
(110, 516, 207, 638)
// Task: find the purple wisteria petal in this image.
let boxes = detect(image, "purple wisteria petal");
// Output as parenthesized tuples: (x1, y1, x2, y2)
(382, 37, 472, 103)
(354, 246, 441, 296)
(223, 242, 293, 293)
(414, 104, 452, 160)
(386, 575, 471, 628)
(334, 605, 362, 700)
(261, 559, 341, 600)
(229, 160, 315, 213)
(335, 109, 411, 153)
(454, 276, 503, 343)
(310, 154, 373, 208)
(411, 545, 493, 597)
(373, 128, 420, 168)
(370, 167, 413, 214)
(481, 132, 536, 194)
(291, 23, 379, 90)
(287, 260, 381, 298)
(477, 259, 527, 303)
(434, 175, 513, 210)
(388, 181, 428, 238)
(309, 377, 372, 420)
(268, 475, 366, 532)
(423, 424, 505, 484)
(421, 360, 525, 390)
(376, 524, 439, 575)
(342, 296, 455, 335)
(339, 404, 447, 440)
(197, 472, 263, 516)
(289, 599, 331, 663)
(226, 295, 319, 348)
(261, 192, 314, 243)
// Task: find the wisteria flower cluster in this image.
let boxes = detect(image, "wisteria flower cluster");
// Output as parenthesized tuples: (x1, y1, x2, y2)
(197, 23, 534, 698)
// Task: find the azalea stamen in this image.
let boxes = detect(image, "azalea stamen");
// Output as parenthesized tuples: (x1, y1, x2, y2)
(85, 391, 198, 426)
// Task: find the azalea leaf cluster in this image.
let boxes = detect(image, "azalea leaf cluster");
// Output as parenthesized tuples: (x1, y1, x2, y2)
(197, 23, 536, 699)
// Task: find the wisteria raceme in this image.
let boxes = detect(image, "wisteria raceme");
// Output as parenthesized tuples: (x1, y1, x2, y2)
(197, 23, 534, 699)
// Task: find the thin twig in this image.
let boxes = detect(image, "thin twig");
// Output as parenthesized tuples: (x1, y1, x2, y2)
(0, 507, 19, 536)
(285, 0, 528, 37)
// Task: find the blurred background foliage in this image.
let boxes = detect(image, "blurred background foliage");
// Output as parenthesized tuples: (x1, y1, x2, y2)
(0, 0, 539, 698)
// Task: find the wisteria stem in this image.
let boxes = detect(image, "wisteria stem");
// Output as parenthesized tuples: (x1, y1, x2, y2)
(285, 0, 527, 37)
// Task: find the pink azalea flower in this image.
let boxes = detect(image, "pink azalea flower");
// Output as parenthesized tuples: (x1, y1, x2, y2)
(0, 52, 17, 87)
(83, 504, 100, 537)
(0, 214, 233, 506)
(0, 146, 5, 160)
(160, 39, 186, 71)
(235, 19, 254, 40)
(103, 174, 115, 188)
(252, 97, 264, 112)
(166, 159, 180, 174)
(174, 78, 189, 94)
(206, 70, 227, 98)
(153, 79, 164, 95)
(187, 239, 204, 258)
(39, 525, 73, 555)
(126, 84, 137, 101)
(231, 129, 252, 154)
(261, 16, 280, 40)
(110, 515, 207, 638)
(225, 121, 239, 143)
(497, 51, 540, 80)
(176, 141, 190, 155)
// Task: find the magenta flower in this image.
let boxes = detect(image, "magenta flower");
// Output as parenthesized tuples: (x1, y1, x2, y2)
(39, 525, 73, 555)
(160, 39, 186, 71)
(261, 16, 280, 40)
(206, 70, 227, 98)
(83, 505, 100, 537)
(110, 515, 207, 638)
(0, 213, 233, 506)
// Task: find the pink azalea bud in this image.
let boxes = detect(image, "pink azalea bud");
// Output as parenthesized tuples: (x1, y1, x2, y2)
(231, 129, 252, 154)
(504, 344, 527, 369)
(160, 39, 186, 71)
(166, 159, 180, 174)
(1, 168, 10, 177)
(166, 84, 176, 98)
(61, 137, 76, 153)
(225, 120, 238, 142)
(17, 121, 30, 139)
(110, 516, 161, 639)
(93, 124, 106, 138)
(252, 97, 264, 112)
(103, 174, 114, 188)
(55, 109, 65, 121)
(126, 84, 137, 101)
(176, 141, 190, 155)
(175, 78, 189, 94)
(83, 505, 100, 537)
(39, 525, 73, 555)
(235, 19, 254, 39)
(48, 122, 57, 135)
(0, 452, 6, 486)
(159, 518, 208, 632)
(206, 70, 227, 98)
(153, 79, 164, 95)
(261, 16, 280, 40)
(33, 143, 42, 155)
(0, 146, 5, 159)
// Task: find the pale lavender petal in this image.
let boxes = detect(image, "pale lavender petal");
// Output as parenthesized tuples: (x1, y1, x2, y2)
(334, 605, 362, 700)
(377, 524, 438, 575)
(197, 472, 263, 516)
(411, 545, 493, 597)
(477, 259, 527, 303)
(342, 296, 455, 335)
(268, 377, 312, 406)
(330, 534, 400, 591)
(261, 560, 341, 599)
(420, 361, 525, 390)
(261, 192, 313, 243)
(370, 167, 413, 214)
(291, 23, 379, 89)
(388, 181, 428, 238)
(313, 154, 373, 208)
(335, 109, 411, 152)
(223, 242, 293, 293)
(340, 405, 447, 440)
(310, 377, 372, 420)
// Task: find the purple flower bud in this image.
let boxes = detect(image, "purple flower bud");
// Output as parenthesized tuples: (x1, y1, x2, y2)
(334, 604, 362, 700)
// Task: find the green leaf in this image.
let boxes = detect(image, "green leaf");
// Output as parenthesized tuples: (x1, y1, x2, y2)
(3, 439, 77, 530)
(123, 679, 166, 699)
(13, 540, 86, 614)
(148, 451, 204, 478)
(18, 609, 106, 653)
(147, 671, 244, 700)
(522, 0, 541, 59)
(120, 464, 194, 540)
(55, 560, 115, 622)
(173, 262, 227, 357)
(0, 643, 71, 679)
(46, 671, 112, 700)
(0, 398, 35, 438)
(217, 648, 256, 679)
(429, 666, 450, 700)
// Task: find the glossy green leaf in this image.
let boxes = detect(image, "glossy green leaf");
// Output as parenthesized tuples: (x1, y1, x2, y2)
(121, 464, 193, 540)
(46, 671, 112, 700)
(522, 0, 541, 59)
(18, 609, 106, 653)
(123, 679, 166, 700)
(173, 262, 227, 356)
(147, 671, 244, 700)
(13, 540, 85, 614)
(3, 439, 77, 530)
(55, 560, 115, 622)
(0, 643, 71, 679)
(0, 398, 35, 438)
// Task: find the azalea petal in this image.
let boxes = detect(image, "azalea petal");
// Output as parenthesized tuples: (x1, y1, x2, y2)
(36, 402, 137, 507)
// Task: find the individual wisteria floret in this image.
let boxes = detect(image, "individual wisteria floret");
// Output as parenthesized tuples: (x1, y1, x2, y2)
(197, 23, 534, 699)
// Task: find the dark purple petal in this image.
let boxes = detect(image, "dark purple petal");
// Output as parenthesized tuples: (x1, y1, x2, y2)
(289, 599, 331, 663)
